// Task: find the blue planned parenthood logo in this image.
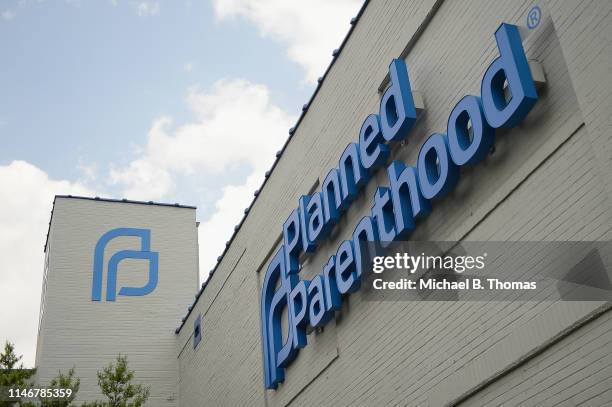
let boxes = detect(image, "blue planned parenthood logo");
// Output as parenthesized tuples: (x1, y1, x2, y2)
(92, 227, 159, 302)
(260, 22, 541, 389)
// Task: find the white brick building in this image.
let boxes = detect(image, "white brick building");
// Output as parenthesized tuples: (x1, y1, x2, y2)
(37, 1, 612, 406)
(37, 197, 198, 405)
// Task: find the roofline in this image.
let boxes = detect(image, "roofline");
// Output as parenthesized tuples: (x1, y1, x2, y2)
(44, 195, 196, 251)
(54, 194, 197, 209)
(174, 0, 371, 335)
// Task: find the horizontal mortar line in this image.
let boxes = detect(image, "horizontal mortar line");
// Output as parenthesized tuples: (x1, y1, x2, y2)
(449, 303, 612, 407)
(458, 121, 585, 242)
(177, 247, 247, 357)
(283, 353, 340, 407)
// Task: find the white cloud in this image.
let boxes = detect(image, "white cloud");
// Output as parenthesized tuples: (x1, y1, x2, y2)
(77, 158, 98, 183)
(183, 62, 195, 72)
(109, 119, 176, 199)
(197, 172, 261, 276)
(110, 79, 295, 278)
(0, 161, 93, 367)
(0, 78, 293, 363)
(1, 10, 16, 20)
(212, 0, 362, 83)
(135, 1, 159, 17)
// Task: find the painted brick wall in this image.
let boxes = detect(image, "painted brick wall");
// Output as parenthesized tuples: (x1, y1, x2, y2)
(177, 0, 612, 406)
(37, 198, 198, 405)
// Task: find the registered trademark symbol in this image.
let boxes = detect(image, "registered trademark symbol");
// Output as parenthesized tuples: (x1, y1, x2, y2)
(527, 5, 542, 29)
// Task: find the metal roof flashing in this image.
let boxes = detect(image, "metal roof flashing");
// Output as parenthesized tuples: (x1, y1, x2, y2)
(43, 195, 197, 252)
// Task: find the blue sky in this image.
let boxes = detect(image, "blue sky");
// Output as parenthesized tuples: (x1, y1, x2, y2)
(1, 0, 308, 180)
(0, 0, 362, 367)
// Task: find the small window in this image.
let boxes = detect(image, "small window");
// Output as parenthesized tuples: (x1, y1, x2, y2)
(193, 314, 202, 349)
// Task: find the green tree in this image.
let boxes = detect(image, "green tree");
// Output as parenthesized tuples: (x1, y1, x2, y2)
(81, 355, 149, 407)
(0, 341, 36, 407)
(0, 341, 36, 387)
(39, 367, 80, 407)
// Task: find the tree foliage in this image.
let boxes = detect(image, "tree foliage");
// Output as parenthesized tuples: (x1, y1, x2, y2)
(39, 367, 80, 407)
(0, 343, 149, 407)
(0, 341, 36, 387)
(0, 341, 36, 407)
(81, 355, 149, 407)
